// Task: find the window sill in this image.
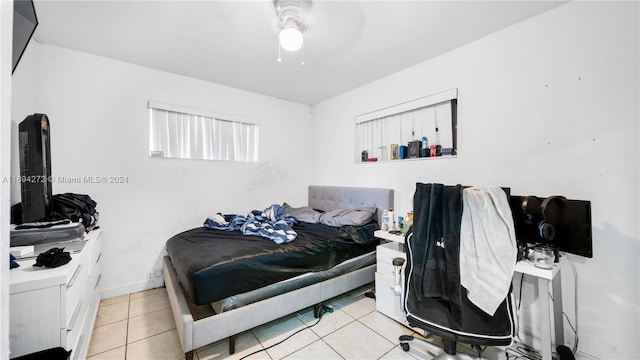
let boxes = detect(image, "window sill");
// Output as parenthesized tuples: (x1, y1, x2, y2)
(356, 154, 457, 164)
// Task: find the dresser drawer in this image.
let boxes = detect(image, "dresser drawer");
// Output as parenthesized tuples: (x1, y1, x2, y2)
(91, 239, 102, 288)
(63, 298, 87, 352)
(89, 234, 102, 277)
(64, 262, 88, 330)
(9, 286, 62, 357)
(376, 261, 397, 280)
(377, 241, 405, 265)
(375, 272, 408, 325)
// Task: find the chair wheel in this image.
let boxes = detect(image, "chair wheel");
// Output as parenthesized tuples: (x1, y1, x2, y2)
(401, 343, 410, 352)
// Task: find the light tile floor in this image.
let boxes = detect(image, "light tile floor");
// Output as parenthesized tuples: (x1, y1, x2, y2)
(86, 284, 508, 360)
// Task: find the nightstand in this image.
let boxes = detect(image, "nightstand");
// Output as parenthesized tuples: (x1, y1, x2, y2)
(374, 230, 411, 327)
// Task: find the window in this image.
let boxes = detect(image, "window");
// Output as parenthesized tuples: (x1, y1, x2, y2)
(148, 101, 258, 162)
(355, 89, 457, 162)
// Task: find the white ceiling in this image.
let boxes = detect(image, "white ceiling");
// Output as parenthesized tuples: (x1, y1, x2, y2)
(32, 0, 566, 105)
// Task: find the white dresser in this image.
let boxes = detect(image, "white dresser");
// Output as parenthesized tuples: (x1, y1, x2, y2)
(9, 229, 102, 359)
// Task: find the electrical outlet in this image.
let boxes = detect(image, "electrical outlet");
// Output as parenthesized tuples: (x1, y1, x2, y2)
(147, 269, 163, 280)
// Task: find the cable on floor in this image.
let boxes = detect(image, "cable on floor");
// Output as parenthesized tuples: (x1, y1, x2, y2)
(238, 304, 332, 360)
(505, 342, 542, 360)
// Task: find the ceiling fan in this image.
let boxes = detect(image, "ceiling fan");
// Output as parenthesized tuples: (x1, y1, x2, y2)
(273, 0, 312, 64)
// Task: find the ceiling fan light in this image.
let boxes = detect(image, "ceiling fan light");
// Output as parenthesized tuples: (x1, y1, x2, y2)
(279, 27, 304, 52)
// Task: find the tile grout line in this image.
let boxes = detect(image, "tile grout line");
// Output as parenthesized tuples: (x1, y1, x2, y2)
(125, 294, 130, 360)
(87, 297, 129, 359)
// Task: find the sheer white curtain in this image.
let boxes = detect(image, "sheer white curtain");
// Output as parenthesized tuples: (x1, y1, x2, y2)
(149, 106, 258, 162)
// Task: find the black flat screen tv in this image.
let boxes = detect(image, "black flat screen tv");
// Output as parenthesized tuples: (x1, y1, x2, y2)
(510, 195, 593, 258)
(12, 0, 38, 74)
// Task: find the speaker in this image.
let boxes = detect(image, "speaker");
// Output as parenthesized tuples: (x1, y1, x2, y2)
(407, 140, 421, 158)
(19, 113, 53, 222)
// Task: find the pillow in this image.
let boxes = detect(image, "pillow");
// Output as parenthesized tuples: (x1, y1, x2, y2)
(283, 203, 323, 223)
(319, 207, 377, 227)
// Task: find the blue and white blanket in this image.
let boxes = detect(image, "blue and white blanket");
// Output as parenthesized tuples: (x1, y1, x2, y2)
(203, 204, 298, 244)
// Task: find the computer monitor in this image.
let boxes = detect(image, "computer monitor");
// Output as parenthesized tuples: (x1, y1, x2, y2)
(510, 195, 592, 258)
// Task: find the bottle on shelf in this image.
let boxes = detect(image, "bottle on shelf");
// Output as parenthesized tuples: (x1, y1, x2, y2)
(435, 127, 442, 157)
(421, 136, 429, 157)
(402, 212, 412, 233)
(387, 208, 394, 231)
(381, 209, 389, 231)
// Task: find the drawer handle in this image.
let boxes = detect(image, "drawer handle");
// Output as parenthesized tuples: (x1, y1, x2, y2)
(68, 264, 82, 288)
(95, 274, 102, 289)
(67, 299, 83, 331)
(95, 252, 102, 264)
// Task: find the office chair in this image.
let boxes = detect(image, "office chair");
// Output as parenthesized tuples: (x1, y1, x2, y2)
(399, 183, 515, 359)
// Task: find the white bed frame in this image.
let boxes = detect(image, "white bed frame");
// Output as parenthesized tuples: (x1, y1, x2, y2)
(163, 185, 394, 359)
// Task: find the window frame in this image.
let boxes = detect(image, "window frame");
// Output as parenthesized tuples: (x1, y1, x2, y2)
(148, 101, 259, 162)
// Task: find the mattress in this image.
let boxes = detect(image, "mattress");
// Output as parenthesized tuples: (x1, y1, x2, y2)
(212, 251, 376, 313)
(165, 221, 379, 305)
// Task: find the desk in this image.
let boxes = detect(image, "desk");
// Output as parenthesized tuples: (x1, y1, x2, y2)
(376, 230, 564, 360)
(514, 258, 564, 360)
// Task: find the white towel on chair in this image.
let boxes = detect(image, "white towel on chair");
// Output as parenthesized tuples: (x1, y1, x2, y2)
(460, 187, 517, 316)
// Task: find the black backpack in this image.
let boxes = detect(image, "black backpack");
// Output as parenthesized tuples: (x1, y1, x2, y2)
(51, 193, 99, 229)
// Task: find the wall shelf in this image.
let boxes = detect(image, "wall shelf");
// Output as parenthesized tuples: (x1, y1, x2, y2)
(355, 89, 458, 164)
(358, 155, 457, 164)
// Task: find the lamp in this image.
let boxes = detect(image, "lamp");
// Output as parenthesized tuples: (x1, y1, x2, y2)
(279, 27, 304, 52)
(274, 0, 311, 62)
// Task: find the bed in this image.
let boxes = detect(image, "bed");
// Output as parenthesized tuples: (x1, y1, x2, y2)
(163, 185, 394, 359)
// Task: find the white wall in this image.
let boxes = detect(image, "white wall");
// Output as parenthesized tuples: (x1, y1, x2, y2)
(311, 2, 639, 359)
(11, 43, 314, 296)
(11, 27, 39, 198)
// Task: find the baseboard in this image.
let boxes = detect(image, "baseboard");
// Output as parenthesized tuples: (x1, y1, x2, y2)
(99, 278, 165, 299)
(574, 350, 601, 360)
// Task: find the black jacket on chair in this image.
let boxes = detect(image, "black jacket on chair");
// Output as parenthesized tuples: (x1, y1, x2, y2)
(410, 183, 465, 327)
(404, 183, 514, 347)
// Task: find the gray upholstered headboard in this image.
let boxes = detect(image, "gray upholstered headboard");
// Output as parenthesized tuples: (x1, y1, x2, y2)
(308, 185, 394, 225)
